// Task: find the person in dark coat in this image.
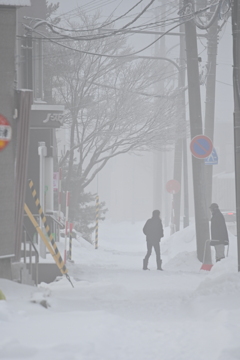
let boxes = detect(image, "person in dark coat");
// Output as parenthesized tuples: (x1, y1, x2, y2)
(209, 203, 229, 262)
(143, 210, 164, 270)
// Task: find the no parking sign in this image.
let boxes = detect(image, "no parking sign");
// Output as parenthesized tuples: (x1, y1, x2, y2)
(190, 135, 213, 159)
(0, 114, 11, 151)
(166, 179, 181, 194)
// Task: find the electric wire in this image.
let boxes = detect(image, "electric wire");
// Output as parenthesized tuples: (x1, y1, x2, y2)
(190, 0, 231, 30)
(27, 1, 166, 39)
(28, 17, 193, 61)
(54, 0, 145, 32)
(25, 1, 194, 39)
(25, 13, 190, 43)
(25, 1, 220, 45)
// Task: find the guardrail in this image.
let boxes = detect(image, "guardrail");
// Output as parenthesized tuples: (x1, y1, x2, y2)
(22, 225, 39, 286)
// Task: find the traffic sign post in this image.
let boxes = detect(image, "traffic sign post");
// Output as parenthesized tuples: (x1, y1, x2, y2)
(190, 135, 213, 159)
(0, 114, 11, 151)
(204, 147, 218, 165)
(166, 179, 181, 194)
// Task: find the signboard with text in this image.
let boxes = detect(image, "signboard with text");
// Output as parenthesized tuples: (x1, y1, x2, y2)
(30, 104, 65, 129)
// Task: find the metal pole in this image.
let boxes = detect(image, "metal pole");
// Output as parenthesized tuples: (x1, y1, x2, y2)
(64, 191, 70, 263)
(29, 241, 32, 276)
(27, 32, 33, 90)
(23, 230, 27, 264)
(35, 252, 39, 286)
(38, 142, 47, 258)
(232, 0, 240, 271)
(95, 195, 99, 249)
(69, 222, 73, 261)
(58, 167, 62, 241)
(204, 8, 218, 205)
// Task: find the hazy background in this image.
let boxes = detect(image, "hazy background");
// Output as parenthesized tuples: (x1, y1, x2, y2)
(52, 0, 234, 224)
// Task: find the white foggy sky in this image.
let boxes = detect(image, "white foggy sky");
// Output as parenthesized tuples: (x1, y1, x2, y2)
(49, 0, 233, 125)
(48, 1, 234, 219)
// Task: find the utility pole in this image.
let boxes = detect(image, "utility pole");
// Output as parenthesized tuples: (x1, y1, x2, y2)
(184, 1, 211, 263)
(173, 0, 190, 231)
(153, 0, 166, 214)
(204, 7, 219, 205)
(232, 0, 240, 271)
(180, 1, 189, 229)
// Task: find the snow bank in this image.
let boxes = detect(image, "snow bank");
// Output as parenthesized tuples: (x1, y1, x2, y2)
(0, 221, 239, 360)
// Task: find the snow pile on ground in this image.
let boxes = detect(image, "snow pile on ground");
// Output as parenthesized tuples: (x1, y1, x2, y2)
(0, 220, 239, 360)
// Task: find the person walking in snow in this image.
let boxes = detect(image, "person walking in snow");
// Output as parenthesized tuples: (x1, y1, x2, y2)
(209, 203, 229, 262)
(143, 210, 164, 270)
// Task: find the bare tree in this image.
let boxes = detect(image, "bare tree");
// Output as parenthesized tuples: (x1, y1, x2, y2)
(45, 14, 182, 212)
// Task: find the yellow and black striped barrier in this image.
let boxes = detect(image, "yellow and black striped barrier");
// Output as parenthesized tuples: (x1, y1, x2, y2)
(27, 179, 73, 287)
(95, 195, 99, 249)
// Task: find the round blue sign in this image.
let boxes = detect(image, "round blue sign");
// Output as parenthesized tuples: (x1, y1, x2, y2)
(190, 135, 213, 159)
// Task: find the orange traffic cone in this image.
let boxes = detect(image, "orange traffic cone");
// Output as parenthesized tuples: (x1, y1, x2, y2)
(200, 240, 213, 271)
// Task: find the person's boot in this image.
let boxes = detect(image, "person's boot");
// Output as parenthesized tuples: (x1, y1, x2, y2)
(157, 260, 163, 271)
(143, 259, 149, 270)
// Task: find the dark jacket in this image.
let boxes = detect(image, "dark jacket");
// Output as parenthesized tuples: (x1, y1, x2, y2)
(211, 208, 229, 245)
(143, 215, 164, 244)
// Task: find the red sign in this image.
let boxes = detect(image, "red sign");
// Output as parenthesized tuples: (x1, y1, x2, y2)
(166, 179, 181, 194)
(190, 135, 213, 159)
(0, 114, 11, 151)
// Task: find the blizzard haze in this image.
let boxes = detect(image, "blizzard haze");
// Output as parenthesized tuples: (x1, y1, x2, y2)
(50, 0, 235, 223)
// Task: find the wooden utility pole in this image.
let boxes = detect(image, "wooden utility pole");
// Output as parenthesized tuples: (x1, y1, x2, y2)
(173, 0, 190, 231)
(232, 0, 240, 271)
(184, 1, 211, 262)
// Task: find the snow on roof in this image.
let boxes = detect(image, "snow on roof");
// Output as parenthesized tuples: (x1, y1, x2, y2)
(0, 0, 30, 6)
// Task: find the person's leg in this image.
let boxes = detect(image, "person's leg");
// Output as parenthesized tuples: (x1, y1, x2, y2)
(215, 244, 225, 262)
(143, 242, 152, 269)
(154, 242, 162, 270)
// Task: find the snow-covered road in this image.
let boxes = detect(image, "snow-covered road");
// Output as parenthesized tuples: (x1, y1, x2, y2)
(0, 221, 240, 360)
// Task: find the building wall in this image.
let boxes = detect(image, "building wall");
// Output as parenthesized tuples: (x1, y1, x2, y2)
(0, 6, 17, 276)
(16, 0, 47, 91)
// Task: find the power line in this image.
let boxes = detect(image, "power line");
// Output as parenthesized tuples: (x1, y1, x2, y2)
(97, 0, 145, 29)
(216, 80, 232, 86)
(26, 0, 158, 38)
(28, 18, 192, 60)
(25, 13, 188, 43)
(25, 1, 217, 43)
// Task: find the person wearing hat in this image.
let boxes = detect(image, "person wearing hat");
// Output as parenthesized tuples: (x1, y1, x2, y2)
(143, 210, 164, 270)
(209, 203, 229, 262)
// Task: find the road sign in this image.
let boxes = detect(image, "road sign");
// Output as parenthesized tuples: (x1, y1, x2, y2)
(205, 147, 218, 165)
(166, 179, 181, 194)
(190, 135, 213, 159)
(0, 114, 11, 151)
